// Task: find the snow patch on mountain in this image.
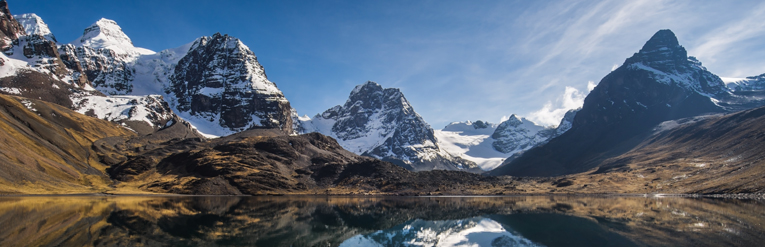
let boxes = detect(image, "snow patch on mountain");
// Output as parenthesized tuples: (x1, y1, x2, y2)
(71, 94, 174, 130)
(130, 41, 193, 96)
(0, 52, 29, 78)
(628, 59, 727, 99)
(434, 121, 507, 170)
(0, 86, 21, 95)
(436, 110, 578, 171)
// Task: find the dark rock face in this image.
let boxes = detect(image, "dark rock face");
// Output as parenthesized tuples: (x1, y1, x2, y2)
(58, 44, 134, 94)
(491, 29, 730, 177)
(472, 120, 490, 129)
(19, 35, 69, 78)
(305, 81, 480, 172)
(169, 33, 293, 134)
(0, 0, 23, 51)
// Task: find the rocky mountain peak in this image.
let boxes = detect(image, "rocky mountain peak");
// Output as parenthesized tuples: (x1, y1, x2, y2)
(640, 29, 680, 53)
(350, 81, 384, 96)
(300, 81, 479, 172)
(500, 114, 523, 127)
(168, 32, 293, 135)
(345, 81, 408, 110)
(14, 13, 55, 42)
(491, 115, 550, 154)
(624, 29, 687, 71)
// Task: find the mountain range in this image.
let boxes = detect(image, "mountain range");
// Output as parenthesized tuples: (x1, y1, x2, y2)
(1, 0, 765, 195)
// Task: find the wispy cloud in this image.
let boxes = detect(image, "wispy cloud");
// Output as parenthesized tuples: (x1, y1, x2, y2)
(688, 2, 765, 77)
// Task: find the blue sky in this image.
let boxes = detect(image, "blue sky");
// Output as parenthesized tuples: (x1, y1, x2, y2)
(11, 0, 765, 128)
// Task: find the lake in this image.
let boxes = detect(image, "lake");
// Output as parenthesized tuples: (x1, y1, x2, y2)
(0, 195, 763, 246)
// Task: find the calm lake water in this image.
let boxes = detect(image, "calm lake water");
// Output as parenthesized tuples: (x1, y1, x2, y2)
(0, 195, 763, 246)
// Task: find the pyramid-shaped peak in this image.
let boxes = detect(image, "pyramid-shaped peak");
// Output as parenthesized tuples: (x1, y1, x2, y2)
(72, 18, 154, 55)
(639, 29, 680, 53)
(81, 18, 131, 44)
(623, 29, 687, 70)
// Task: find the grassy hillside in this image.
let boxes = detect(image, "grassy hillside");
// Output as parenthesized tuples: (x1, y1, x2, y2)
(0, 94, 135, 194)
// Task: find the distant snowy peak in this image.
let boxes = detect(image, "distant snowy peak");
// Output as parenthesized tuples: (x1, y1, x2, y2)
(14, 13, 54, 42)
(435, 110, 578, 171)
(723, 73, 765, 91)
(491, 114, 551, 154)
(71, 18, 154, 55)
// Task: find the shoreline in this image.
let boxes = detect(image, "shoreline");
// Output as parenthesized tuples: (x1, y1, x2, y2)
(1, 192, 763, 200)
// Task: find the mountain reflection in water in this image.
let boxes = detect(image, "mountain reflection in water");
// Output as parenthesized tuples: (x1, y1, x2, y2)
(0, 196, 763, 246)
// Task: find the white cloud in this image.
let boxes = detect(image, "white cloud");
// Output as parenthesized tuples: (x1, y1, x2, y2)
(587, 81, 597, 91)
(527, 81, 596, 127)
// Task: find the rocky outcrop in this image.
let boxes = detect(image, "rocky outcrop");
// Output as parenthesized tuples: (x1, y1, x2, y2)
(0, 0, 23, 51)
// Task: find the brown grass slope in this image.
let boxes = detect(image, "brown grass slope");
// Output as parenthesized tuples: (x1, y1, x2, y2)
(0, 94, 135, 194)
(593, 105, 765, 194)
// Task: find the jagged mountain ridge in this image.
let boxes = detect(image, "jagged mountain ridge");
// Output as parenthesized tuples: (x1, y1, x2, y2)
(490, 29, 755, 177)
(299, 81, 481, 172)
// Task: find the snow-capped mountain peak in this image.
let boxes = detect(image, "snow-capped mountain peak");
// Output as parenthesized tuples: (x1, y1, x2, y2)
(71, 18, 154, 55)
(491, 115, 550, 154)
(299, 81, 479, 172)
(166, 32, 293, 136)
(13, 13, 54, 42)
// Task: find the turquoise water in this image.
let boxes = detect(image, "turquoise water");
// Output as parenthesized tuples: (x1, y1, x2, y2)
(0, 196, 762, 246)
